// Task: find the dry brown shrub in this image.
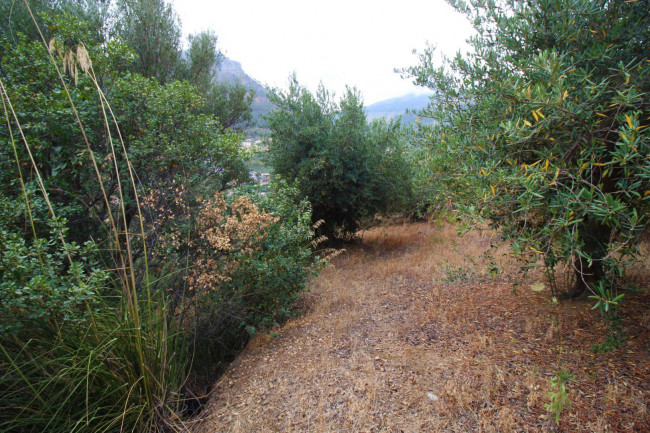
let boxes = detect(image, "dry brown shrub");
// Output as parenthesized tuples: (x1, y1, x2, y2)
(186, 193, 278, 292)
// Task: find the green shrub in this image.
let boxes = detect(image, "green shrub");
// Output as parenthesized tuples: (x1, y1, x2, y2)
(266, 77, 415, 238)
(155, 181, 325, 375)
(0, 212, 106, 336)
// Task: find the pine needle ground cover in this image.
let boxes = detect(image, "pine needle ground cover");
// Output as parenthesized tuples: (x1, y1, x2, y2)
(193, 222, 649, 432)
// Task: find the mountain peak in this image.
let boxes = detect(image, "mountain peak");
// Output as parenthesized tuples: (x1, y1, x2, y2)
(214, 56, 267, 96)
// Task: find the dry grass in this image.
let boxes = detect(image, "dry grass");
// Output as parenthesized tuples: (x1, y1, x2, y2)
(191, 222, 650, 433)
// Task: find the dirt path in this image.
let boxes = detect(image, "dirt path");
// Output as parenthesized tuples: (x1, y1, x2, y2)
(192, 223, 650, 432)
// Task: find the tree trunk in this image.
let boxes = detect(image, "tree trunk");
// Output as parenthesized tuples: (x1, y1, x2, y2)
(568, 220, 611, 298)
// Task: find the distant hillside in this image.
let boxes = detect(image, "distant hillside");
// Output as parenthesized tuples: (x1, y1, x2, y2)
(213, 57, 274, 127)
(366, 93, 433, 124)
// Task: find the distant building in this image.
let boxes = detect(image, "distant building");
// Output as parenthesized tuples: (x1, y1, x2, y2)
(241, 138, 270, 151)
(249, 171, 271, 186)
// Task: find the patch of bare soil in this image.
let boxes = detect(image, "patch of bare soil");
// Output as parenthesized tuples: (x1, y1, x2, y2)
(191, 222, 650, 432)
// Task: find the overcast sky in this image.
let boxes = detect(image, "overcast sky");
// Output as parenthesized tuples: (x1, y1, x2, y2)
(172, 0, 474, 104)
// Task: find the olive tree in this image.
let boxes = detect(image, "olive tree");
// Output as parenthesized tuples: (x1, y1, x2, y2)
(407, 0, 650, 304)
(267, 77, 413, 238)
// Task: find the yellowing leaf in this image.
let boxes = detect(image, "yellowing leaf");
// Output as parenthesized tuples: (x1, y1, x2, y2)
(567, 68, 577, 73)
(636, 125, 648, 131)
(530, 282, 545, 292)
(532, 110, 539, 122)
(537, 109, 545, 119)
(563, 90, 569, 100)
(625, 114, 633, 129)
(644, 191, 650, 197)
(491, 185, 496, 196)
(543, 159, 550, 171)
(523, 119, 532, 127)
(596, 112, 607, 117)
(529, 246, 544, 255)
(579, 162, 589, 173)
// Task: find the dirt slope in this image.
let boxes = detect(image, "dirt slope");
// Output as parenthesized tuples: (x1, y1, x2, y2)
(192, 222, 650, 432)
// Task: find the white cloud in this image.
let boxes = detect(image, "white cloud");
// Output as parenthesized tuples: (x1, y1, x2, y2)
(172, 0, 474, 104)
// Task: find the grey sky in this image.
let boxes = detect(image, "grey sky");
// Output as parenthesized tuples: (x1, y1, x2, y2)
(172, 0, 473, 104)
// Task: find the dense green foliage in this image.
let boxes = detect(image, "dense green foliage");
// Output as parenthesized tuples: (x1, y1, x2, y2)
(0, 196, 106, 336)
(267, 77, 414, 238)
(0, 32, 248, 243)
(408, 0, 650, 303)
(114, 0, 183, 84)
(0, 2, 324, 431)
(112, 0, 254, 130)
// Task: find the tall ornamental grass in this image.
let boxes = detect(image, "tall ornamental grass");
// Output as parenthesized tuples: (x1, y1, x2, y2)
(0, 4, 189, 431)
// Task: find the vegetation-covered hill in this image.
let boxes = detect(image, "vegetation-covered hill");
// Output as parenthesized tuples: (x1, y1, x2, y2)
(366, 92, 432, 123)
